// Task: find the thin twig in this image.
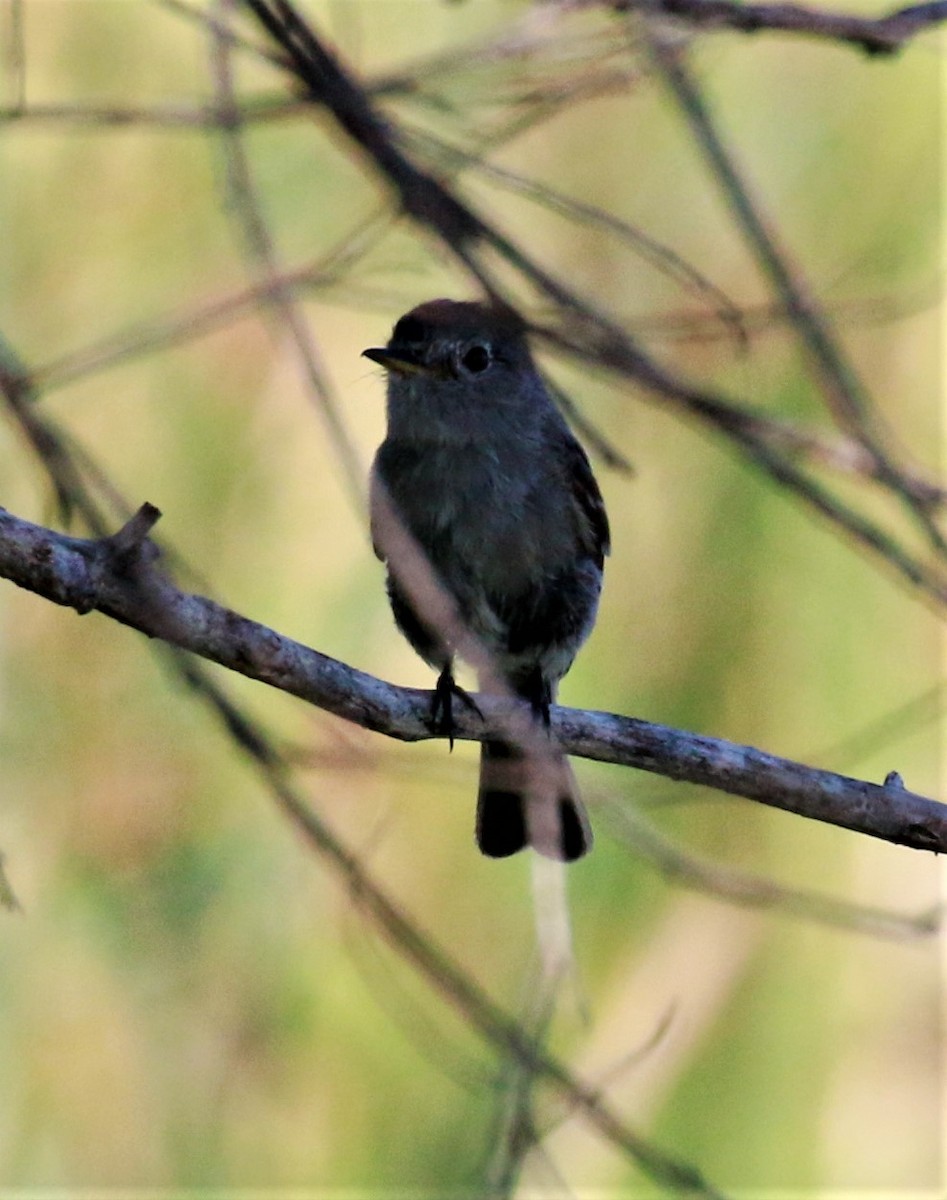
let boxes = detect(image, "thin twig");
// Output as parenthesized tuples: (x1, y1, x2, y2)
(535, 316, 947, 608)
(646, 31, 947, 550)
(30, 210, 392, 394)
(209, 0, 365, 511)
(405, 126, 748, 351)
(614, 0, 947, 55)
(603, 800, 941, 938)
(154, 0, 289, 66)
(0, 96, 307, 127)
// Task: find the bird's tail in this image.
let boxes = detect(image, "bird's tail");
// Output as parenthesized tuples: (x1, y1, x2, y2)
(476, 739, 592, 861)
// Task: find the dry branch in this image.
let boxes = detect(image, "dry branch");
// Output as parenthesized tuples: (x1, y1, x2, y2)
(619, 0, 947, 55)
(1, 502, 944, 857)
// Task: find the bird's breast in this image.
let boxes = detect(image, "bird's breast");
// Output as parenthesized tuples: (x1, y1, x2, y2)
(373, 438, 570, 592)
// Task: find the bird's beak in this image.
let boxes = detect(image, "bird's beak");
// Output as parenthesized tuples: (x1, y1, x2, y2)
(362, 347, 433, 377)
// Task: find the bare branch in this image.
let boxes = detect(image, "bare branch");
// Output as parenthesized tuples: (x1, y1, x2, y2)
(208, 0, 365, 512)
(615, 0, 947, 55)
(603, 800, 941, 938)
(646, 32, 947, 551)
(0, 96, 307, 128)
(30, 211, 392, 394)
(1, 503, 944, 857)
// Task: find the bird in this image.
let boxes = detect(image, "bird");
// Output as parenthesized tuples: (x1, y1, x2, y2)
(363, 299, 609, 860)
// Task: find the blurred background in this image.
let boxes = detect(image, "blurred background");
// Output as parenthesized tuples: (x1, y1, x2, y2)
(0, 0, 943, 1194)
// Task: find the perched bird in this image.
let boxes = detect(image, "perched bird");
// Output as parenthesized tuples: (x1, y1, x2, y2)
(363, 299, 609, 860)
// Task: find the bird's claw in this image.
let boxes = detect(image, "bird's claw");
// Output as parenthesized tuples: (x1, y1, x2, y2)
(431, 666, 482, 751)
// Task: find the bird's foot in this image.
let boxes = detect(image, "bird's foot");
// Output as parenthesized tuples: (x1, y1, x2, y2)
(431, 665, 482, 751)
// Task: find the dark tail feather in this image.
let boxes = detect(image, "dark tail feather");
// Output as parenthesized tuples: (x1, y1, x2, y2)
(476, 740, 592, 861)
(477, 741, 529, 857)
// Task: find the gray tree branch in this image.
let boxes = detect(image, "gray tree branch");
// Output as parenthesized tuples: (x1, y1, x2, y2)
(619, 0, 947, 55)
(1, 502, 944, 856)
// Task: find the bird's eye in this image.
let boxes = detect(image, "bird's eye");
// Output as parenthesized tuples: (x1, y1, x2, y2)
(460, 343, 491, 374)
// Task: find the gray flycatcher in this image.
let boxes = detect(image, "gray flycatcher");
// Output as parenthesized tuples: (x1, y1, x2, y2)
(363, 299, 609, 861)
